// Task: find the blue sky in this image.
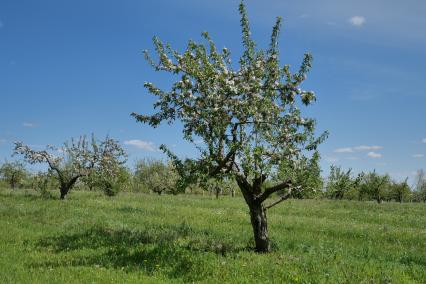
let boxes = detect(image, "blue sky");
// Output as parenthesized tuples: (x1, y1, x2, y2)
(0, 0, 425, 182)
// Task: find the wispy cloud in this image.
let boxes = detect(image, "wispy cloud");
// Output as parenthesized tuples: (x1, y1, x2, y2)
(367, 151, 382, 158)
(124, 139, 158, 152)
(422, 138, 426, 144)
(349, 16, 366, 27)
(22, 122, 38, 128)
(0, 21, 3, 28)
(334, 147, 353, 153)
(412, 154, 424, 158)
(334, 145, 382, 153)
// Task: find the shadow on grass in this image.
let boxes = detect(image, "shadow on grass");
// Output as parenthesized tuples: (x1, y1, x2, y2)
(32, 223, 248, 281)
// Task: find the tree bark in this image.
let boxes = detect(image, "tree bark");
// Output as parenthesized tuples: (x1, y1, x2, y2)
(249, 202, 270, 253)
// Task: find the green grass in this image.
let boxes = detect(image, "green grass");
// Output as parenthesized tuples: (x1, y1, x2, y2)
(0, 188, 425, 283)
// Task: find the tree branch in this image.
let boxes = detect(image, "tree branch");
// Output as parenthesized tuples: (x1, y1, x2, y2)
(256, 178, 292, 203)
(264, 188, 292, 210)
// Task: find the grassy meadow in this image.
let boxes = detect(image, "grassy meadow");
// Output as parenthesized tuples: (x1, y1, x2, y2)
(0, 188, 425, 283)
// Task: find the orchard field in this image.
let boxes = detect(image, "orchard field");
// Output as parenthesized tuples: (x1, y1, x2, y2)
(1, 188, 425, 283)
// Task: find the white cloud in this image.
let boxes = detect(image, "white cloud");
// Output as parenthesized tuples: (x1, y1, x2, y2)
(354, 145, 382, 151)
(349, 16, 366, 27)
(367, 151, 382, 158)
(422, 138, 426, 144)
(334, 147, 353, 153)
(412, 154, 424, 158)
(334, 145, 383, 154)
(124, 140, 158, 152)
(22, 122, 37, 128)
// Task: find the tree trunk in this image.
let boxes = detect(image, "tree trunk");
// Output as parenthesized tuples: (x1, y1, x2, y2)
(236, 176, 271, 253)
(249, 203, 270, 253)
(215, 186, 221, 199)
(60, 186, 68, 199)
(59, 175, 80, 200)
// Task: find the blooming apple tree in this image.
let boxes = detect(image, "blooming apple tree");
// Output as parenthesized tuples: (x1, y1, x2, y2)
(14, 135, 126, 199)
(132, 2, 327, 252)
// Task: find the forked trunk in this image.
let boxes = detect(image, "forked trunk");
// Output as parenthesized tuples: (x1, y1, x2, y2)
(249, 203, 270, 253)
(59, 175, 80, 200)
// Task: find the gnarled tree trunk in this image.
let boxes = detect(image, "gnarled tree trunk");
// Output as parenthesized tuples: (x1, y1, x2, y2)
(249, 202, 270, 252)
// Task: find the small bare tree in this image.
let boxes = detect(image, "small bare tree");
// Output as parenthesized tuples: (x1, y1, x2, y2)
(14, 135, 126, 199)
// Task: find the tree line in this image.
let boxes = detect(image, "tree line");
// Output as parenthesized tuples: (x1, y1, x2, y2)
(2, 145, 425, 203)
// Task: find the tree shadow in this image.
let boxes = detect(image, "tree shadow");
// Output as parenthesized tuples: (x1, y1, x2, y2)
(31, 223, 248, 281)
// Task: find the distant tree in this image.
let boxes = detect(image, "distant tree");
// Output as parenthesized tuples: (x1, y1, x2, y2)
(134, 159, 178, 195)
(202, 178, 236, 199)
(14, 135, 126, 199)
(388, 178, 411, 203)
(325, 166, 361, 200)
(83, 165, 131, 197)
(132, 1, 327, 252)
(0, 160, 28, 189)
(360, 171, 390, 204)
(413, 169, 426, 202)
